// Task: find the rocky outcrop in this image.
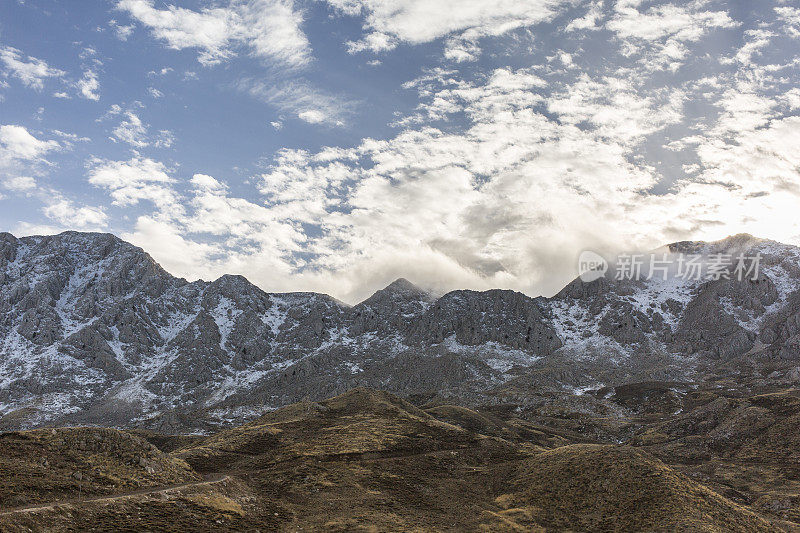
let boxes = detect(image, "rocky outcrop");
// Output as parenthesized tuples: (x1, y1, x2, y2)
(409, 289, 562, 354)
(671, 280, 756, 359)
(759, 292, 800, 360)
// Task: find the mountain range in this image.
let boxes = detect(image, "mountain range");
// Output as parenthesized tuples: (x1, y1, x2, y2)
(1, 231, 799, 433)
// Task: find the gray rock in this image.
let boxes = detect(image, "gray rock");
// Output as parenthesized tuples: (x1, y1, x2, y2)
(1, 231, 799, 432)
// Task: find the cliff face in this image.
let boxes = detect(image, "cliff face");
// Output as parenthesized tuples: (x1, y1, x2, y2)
(0, 231, 799, 432)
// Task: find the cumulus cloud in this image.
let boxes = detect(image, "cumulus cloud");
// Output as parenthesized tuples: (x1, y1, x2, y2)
(0, 126, 106, 232)
(122, 216, 223, 279)
(607, 2, 735, 42)
(566, 1, 603, 32)
(297, 109, 328, 124)
(776, 6, 800, 37)
(108, 18, 135, 40)
(111, 111, 149, 147)
(108, 66, 675, 300)
(87, 156, 180, 210)
(115, 170, 310, 286)
(248, 71, 667, 297)
(115, 0, 312, 68)
(328, 0, 572, 59)
(76, 69, 100, 100)
(2, 176, 37, 192)
(0, 45, 102, 99)
(0, 46, 65, 89)
(546, 74, 684, 145)
(0, 124, 60, 176)
(606, 1, 738, 69)
(42, 197, 108, 229)
(87, 73, 800, 304)
(240, 60, 798, 300)
(731, 29, 774, 66)
(104, 107, 174, 148)
(190, 173, 227, 192)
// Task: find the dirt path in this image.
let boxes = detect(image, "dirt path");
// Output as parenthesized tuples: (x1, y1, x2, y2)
(0, 474, 229, 515)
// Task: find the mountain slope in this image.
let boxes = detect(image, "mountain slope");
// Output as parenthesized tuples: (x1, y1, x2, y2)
(0, 389, 788, 532)
(494, 444, 775, 532)
(0, 231, 799, 431)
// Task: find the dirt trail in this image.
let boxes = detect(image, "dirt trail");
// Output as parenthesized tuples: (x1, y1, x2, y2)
(0, 474, 229, 515)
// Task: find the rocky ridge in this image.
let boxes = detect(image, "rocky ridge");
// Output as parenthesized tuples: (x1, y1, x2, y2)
(0, 231, 799, 432)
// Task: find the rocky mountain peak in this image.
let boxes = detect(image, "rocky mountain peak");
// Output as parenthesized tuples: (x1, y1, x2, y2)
(360, 278, 433, 306)
(385, 277, 417, 291)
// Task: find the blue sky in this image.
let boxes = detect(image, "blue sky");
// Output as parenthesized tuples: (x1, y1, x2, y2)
(1, 0, 799, 302)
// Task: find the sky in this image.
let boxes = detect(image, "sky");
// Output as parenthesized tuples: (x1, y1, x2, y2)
(1, 0, 799, 303)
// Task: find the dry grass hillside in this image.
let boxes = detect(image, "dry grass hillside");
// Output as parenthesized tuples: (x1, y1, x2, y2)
(485, 444, 774, 532)
(0, 387, 797, 531)
(0, 427, 198, 509)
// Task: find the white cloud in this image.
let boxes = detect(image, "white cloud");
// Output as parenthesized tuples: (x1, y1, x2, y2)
(108, 110, 175, 148)
(546, 74, 684, 145)
(116, 0, 312, 68)
(238, 79, 352, 126)
(105, 64, 684, 300)
(0, 46, 65, 89)
(0, 127, 107, 231)
(123, 216, 223, 279)
(87, 156, 180, 210)
(109, 18, 135, 40)
(443, 39, 481, 63)
(240, 68, 671, 297)
(154, 130, 175, 148)
(0, 124, 60, 171)
(606, 1, 738, 69)
(566, 1, 603, 32)
(148, 87, 164, 98)
(607, 2, 736, 42)
(190, 173, 227, 192)
(147, 67, 174, 77)
(14, 222, 70, 236)
(119, 172, 309, 285)
(43, 197, 108, 229)
(76, 69, 100, 100)
(783, 88, 800, 110)
(776, 6, 800, 38)
(0, 46, 100, 100)
(732, 29, 774, 66)
(75, 55, 800, 303)
(329, 0, 572, 58)
(2, 176, 37, 192)
(111, 111, 149, 147)
(52, 129, 91, 147)
(237, 65, 799, 301)
(298, 109, 327, 124)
